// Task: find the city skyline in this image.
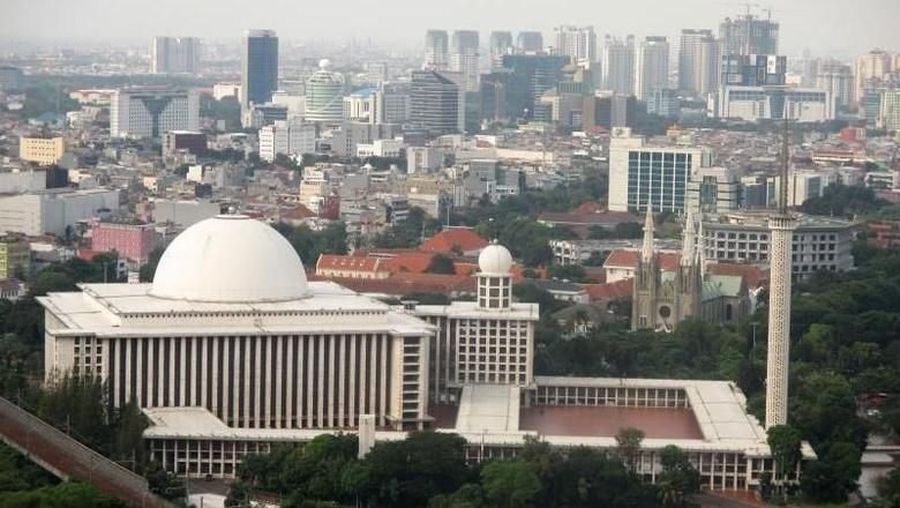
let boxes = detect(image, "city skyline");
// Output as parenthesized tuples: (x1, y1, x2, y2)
(2, 0, 900, 58)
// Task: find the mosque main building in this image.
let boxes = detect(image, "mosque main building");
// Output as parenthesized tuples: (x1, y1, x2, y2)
(39, 214, 812, 490)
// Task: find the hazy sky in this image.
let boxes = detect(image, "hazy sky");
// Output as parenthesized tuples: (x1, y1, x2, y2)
(3, 0, 899, 58)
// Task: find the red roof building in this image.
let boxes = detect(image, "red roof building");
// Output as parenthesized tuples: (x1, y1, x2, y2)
(603, 250, 680, 282)
(419, 228, 489, 256)
(315, 254, 390, 279)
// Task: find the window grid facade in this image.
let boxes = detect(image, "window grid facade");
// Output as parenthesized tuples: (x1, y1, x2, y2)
(626, 150, 693, 213)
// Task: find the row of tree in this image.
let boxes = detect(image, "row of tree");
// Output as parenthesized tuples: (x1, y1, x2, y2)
(227, 432, 701, 508)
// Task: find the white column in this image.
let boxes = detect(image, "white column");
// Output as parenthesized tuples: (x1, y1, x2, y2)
(168, 338, 176, 405)
(212, 338, 221, 417)
(200, 337, 208, 408)
(379, 335, 388, 427)
(297, 336, 305, 428)
(135, 338, 143, 406)
(113, 339, 121, 407)
(124, 339, 132, 405)
(328, 335, 336, 427)
(244, 337, 252, 427)
(274, 336, 282, 428)
(368, 336, 377, 421)
(338, 335, 346, 427)
(306, 336, 314, 427)
(348, 335, 357, 425)
(359, 335, 368, 415)
(254, 337, 262, 428)
(317, 335, 325, 427)
(179, 338, 187, 406)
(285, 336, 293, 427)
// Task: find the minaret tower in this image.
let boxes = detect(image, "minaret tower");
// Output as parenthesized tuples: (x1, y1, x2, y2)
(765, 118, 797, 429)
(476, 241, 513, 310)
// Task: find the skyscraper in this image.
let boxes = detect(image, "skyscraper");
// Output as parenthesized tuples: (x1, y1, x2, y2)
(719, 13, 779, 56)
(634, 36, 669, 101)
(305, 60, 345, 124)
(516, 31, 544, 53)
(151, 37, 201, 74)
(602, 35, 635, 95)
(110, 87, 200, 138)
(241, 29, 278, 112)
(450, 30, 479, 91)
(424, 30, 449, 71)
(678, 29, 720, 97)
(553, 26, 597, 65)
(816, 61, 854, 110)
(855, 49, 894, 102)
(489, 31, 514, 70)
(410, 70, 461, 136)
(501, 54, 567, 119)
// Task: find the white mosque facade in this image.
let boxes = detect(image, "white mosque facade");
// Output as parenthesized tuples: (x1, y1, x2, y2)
(39, 215, 813, 488)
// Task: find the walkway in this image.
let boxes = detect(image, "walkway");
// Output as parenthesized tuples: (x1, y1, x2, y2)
(0, 396, 171, 507)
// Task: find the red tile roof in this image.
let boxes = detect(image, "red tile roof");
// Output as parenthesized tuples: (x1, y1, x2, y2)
(419, 228, 489, 254)
(383, 252, 437, 274)
(316, 254, 386, 274)
(583, 279, 633, 302)
(603, 250, 679, 272)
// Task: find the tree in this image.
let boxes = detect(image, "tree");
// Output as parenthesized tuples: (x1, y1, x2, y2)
(613, 222, 644, 239)
(0, 481, 125, 507)
(426, 254, 456, 275)
(139, 246, 166, 282)
(548, 264, 587, 282)
(614, 427, 645, 472)
(657, 446, 699, 508)
(363, 432, 469, 507)
(481, 461, 542, 508)
(877, 468, 900, 506)
(766, 425, 802, 501)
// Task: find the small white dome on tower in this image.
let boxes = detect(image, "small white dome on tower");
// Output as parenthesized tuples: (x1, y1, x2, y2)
(478, 243, 513, 274)
(319, 58, 331, 69)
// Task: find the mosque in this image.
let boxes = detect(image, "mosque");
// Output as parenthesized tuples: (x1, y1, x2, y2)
(39, 213, 812, 489)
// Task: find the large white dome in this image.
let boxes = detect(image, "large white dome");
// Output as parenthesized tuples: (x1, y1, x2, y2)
(149, 215, 310, 303)
(478, 243, 513, 275)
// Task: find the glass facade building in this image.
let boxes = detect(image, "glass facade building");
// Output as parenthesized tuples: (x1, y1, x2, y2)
(626, 150, 695, 213)
(241, 30, 278, 109)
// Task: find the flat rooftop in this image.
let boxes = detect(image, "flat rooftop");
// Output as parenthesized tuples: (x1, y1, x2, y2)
(519, 406, 702, 440)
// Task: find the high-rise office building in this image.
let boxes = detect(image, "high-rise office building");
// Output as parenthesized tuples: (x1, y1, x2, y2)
(241, 29, 279, 111)
(410, 70, 461, 136)
(450, 30, 479, 91)
(721, 54, 786, 87)
(855, 49, 894, 102)
(424, 30, 449, 71)
(553, 26, 597, 65)
(501, 54, 567, 119)
(719, 13, 779, 56)
(602, 35, 635, 95)
(489, 31, 514, 69)
(305, 60, 345, 124)
(879, 89, 900, 131)
(516, 31, 544, 53)
(608, 128, 708, 213)
(110, 87, 200, 138)
(634, 36, 669, 101)
(816, 61, 854, 110)
(151, 36, 201, 74)
(678, 29, 720, 97)
(379, 82, 411, 125)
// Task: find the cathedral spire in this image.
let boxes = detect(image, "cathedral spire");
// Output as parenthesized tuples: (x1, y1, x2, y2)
(641, 206, 655, 262)
(681, 210, 695, 266)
